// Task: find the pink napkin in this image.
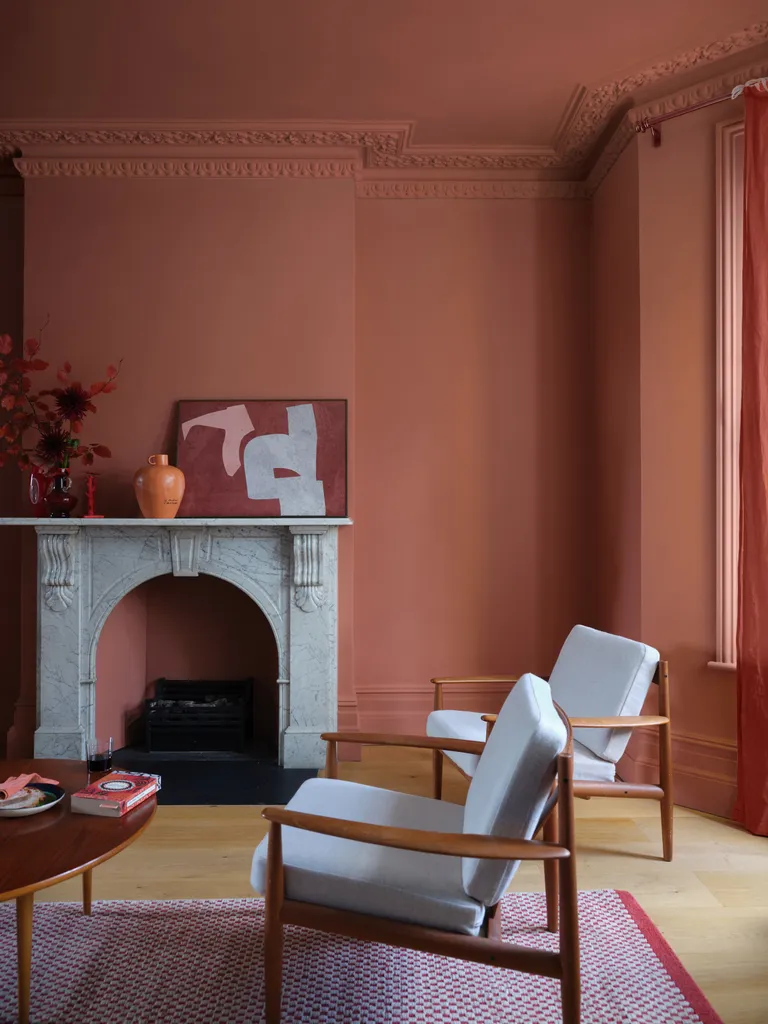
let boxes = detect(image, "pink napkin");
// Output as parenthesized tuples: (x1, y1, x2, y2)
(0, 773, 59, 801)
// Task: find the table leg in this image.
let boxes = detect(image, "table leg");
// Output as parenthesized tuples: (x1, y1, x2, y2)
(16, 891, 33, 1024)
(83, 869, 92, 916)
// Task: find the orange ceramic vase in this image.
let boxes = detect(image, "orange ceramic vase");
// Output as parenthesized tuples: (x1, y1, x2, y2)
(133, 455, 185, 519)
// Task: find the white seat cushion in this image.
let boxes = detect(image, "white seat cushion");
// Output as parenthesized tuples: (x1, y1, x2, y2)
(462, 674, 567, 906)
(251, 777, 485, 935)
(548, 625, 659, 763)
(426, 711, 615, 784)
(572, 740, 616, 783)
(426, 709, 485, 777)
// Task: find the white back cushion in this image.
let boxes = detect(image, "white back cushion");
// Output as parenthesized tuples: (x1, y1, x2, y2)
(461, 673, 567, 906)
(548, 625, 659, 763)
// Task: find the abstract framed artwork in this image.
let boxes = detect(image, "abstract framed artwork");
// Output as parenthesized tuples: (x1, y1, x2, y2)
(176, 399, 347, 518)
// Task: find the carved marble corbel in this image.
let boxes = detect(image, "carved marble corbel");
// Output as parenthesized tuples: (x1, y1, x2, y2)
(37, 528, 77, 611)
(290, 527, 326, 612)
(170, 526, 209, 577)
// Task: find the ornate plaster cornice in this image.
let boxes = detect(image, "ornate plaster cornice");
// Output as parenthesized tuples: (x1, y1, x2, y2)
(14, 157, 359, 179)
(583, 57, 768, 197)
(0, 21, 766, 188)
(629, 59, 768, 126)
(3, 125, 400, 161)
(558, 20, 768, 167)
(0, 121, 560, 171)
(356, 179, 587, 199)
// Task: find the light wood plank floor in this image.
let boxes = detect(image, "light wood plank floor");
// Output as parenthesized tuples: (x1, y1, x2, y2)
(37, 749, 768, 1024)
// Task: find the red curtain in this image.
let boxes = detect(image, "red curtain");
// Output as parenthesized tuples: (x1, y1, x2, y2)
(736, 88, 768, 837)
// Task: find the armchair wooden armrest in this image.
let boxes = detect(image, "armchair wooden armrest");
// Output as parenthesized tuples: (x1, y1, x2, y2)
(568, 716, 669, 728)
(321, 731, 485, 756)
(480, 712, 668, 740)
(431, 676, 519, 685)
(262, 806, 570, 861)
(431, 676, 518, 711)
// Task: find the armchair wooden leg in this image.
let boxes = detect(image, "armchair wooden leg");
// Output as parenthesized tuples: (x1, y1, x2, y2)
(432, 749, 443, 801)
(265, 823, 285, 1024)
(558, 761, 580, 1024)
(658, 663, 674, 862)
(655, 671, 671, 864)
(82, 869, 92, 916)
(660, 793, 674, 862)
(543, 804, 559, 933)
(486, 901, 502, 940)
(559, 852, 580, 1024)
(16, 892, 33, 1024)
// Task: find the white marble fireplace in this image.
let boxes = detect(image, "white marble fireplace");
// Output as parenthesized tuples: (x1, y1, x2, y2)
(1, 517, 350, 768)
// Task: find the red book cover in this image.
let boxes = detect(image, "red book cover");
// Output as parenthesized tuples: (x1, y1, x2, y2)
(71, 771, 161, 817)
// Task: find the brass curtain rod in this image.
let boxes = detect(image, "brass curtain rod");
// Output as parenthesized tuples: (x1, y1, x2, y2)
(634, 76, 768, 146)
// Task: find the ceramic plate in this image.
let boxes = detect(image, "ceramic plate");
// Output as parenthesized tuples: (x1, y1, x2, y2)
(0, 783, 66, 817)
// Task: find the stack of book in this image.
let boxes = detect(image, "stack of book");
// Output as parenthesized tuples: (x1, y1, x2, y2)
(71, 771, 161, 817)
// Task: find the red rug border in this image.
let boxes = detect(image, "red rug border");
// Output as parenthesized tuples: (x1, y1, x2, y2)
(616, 890, 724, 1024)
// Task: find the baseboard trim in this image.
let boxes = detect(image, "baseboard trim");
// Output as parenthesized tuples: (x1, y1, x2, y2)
(355, 684, 513, 735)
(620, 730, 737, 818)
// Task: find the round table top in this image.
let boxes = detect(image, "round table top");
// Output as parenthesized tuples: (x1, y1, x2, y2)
(0, 758, 156, 900)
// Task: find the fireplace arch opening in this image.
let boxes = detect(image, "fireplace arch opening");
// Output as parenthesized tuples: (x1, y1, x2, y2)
(95, 573, 279, 758)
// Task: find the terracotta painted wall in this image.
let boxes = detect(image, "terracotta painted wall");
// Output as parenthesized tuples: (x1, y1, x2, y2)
(354, 198, 593, 732)
(591, 143, 642, 641)
(0, 173, 24, 756)
(593, 107, 740, 815)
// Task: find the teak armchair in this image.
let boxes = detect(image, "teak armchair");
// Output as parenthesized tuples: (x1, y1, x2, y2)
(253, 674, 581, 1024)
(428, 625, 673, 861)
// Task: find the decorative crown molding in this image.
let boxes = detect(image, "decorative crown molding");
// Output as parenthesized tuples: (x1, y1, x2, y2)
(630, 59, 768, 126)
(13, 157, 359, 179)
(558, 20, 768, 167)
(2, 125, 400, 160)
(0, 22, 765, 188)
(356, 179, 587, 199)
(584, 57, 768, 197)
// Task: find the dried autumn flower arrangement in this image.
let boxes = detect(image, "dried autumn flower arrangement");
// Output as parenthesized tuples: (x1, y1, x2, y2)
(0, 331, 120, 470)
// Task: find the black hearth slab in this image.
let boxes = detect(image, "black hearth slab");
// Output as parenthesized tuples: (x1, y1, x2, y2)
(113, 749, 317, 805)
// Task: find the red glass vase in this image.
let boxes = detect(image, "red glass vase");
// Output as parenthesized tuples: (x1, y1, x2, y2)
(45, 469, 78, 518)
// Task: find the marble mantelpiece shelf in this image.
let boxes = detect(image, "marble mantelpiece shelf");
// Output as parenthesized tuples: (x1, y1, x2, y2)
(0, 517, 353, 527)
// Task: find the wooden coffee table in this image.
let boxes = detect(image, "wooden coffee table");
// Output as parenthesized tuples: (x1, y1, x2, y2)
(0, 758, 156, 1024)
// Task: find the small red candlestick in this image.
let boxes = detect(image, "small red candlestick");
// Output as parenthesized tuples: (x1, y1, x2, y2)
(83, 473, 104, 518)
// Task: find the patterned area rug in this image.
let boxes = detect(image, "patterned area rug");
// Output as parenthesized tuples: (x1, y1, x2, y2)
(0, 890, 722, 1024)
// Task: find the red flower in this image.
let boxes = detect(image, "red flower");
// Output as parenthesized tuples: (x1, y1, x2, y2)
(34, 423, 71, 467)
(0, 335, 12, 355)
(54, 383, 92, 423)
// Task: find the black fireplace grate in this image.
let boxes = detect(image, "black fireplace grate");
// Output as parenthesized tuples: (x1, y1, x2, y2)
(145, 678, 253, 753)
